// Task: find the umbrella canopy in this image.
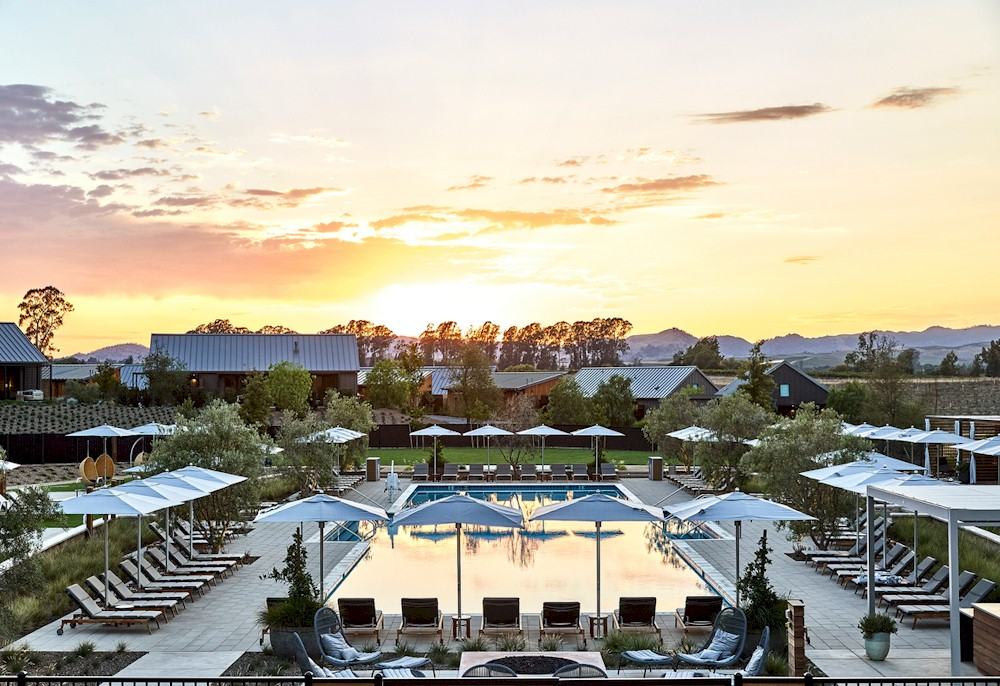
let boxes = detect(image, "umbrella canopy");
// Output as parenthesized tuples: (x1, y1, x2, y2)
(255, 494, 388, 599)
(517, 424, 568, 470)
(665, 491, 814, 606)
(819, 467, 905, 495)
(529, 493, 663, 635)
(666, 425, 715, 441)
(954, 436, 1000, 453)
(172, 465, 248, 487)
(302, 426, 366, 444)
(129, 423, 177, 436)
(0, 458, 20, 470)
(410, 425, 461, 479)
(464, 424, 513, 474)
(144, 472, 218, 568)
(898, 430, 972, 445)
(845, 423, 877, 435)
(857, 425, 902, 440)
(67, 424, 141, 438)
(572, 425, 624, 466)
(390, 494, 522, 619)
(60, 488, 168, 603)
(801, 452, 924, 480)
(110, 480, 192, 588)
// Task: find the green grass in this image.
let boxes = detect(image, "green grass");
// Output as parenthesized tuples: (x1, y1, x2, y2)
(364, 447, 655, 466)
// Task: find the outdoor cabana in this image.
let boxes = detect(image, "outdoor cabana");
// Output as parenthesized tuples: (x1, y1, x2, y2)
(865, 483, 1000, 675)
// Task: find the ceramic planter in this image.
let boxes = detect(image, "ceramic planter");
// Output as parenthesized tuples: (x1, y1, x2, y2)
(864, 632, 891, 661)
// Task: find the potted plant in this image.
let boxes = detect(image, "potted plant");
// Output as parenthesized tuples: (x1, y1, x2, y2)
(258, 528, 324, 659)
(858, 611, 897, 661)
(737, 531, 788, 657)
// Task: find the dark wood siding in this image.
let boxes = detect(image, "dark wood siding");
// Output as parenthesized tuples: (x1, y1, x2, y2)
(770, 363, 828, 414)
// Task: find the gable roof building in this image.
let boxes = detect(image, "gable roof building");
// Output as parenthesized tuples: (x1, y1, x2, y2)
(715, 361, 828, 415)
(0, 322, 48, 399)
(572, 366, 718, 417)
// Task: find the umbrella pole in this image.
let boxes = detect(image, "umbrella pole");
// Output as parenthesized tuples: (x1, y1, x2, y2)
(319, 521, 326, 601)
(165, 508, 171, 572)
(487, 438, 491, 479)
(735, 520, 741, 607)
(456, 523, 463, 621)
(188, 501, 195, 559)
(136, 515, 144, 590)
(912, 510, 919, 582)
(541, 437, 545, 473)
(596, 521, 602, 638)
(434, 437, 438, 482)
(104, 514, 110, 605)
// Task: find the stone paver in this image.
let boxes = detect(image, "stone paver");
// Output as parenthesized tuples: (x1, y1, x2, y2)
(10, 473, 982, 678)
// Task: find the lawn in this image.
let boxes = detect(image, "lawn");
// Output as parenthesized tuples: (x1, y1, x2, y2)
(364, 446, 657, 467)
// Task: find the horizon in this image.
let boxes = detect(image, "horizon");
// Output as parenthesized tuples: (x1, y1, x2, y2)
(2, 3, 999, 354)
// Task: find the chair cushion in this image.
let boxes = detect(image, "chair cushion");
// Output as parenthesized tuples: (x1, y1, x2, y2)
(377, 657, 432, 670)
(321, 632, 361, 662)
(622, 649, 671, 664)
(707, 629, 740, 657)
(745, 646, 766, 677)
(697, 649, 721, 661)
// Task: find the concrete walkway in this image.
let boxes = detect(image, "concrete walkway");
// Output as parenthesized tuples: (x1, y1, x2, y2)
(11, 472, 982, 678)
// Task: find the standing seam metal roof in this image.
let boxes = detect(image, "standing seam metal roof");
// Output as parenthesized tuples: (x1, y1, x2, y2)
(149, 333, 360, 373)
(572, 366, 714, 399)
(0, 323, 48, 364)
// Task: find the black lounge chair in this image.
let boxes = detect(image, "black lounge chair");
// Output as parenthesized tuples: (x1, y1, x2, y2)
(479, 597, 522, 638)
(861, 556, 938, 597)
(880, 569, 976, 610)
(85, 576, 180, 617)
(599, 463, 618, 481)
(412, 464, 429, 481)
(896, 578, 998, 628)
(539, 601, 585, 646)
(338, 597, 384, 643)
(60, 584, 163, 635)
(314, 607, 383, 667)
(611, 597, 659, 638)
(673, 606, 747, 671)
(145, 549, 225, 580)
(550, 464, 569, 481)
(164, 542, 237, 575)
(841, 550, 915, 588)
(468, 463, 485, 481)
(674, 595, 723, 634)
(120, 559, 209, 596)
(821, 540, 903, 576)
(570, 464, 589, 481)
(167, 538, 243, 568)
(397, 597, 444, 644)
(103, 570, 191, 605)
(520, 463, 538, 481)
(441, 463, 459, 481)
(495, 464, 513, 481)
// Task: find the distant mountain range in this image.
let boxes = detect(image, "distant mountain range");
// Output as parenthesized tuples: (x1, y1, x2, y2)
(75, 324, 1000, 370)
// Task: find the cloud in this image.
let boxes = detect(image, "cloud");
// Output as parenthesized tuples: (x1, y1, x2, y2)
(695, 103, 831, 124)
(269, 132, 350, 147)
(695, 212, 726, 219)
(243, 186, 342, 207)
(136, 138, 171, 149)
(556, 156, 588, 167)
(520, 176, 569, 185)
(0, 84, 125, 150)
(447, 175, 493, 191)
(155, 194, 217, 208)
(784, 256, 819, 265)
(601, 174, 718, 194)
(622, 147, 702, 165)
(0, 162, 23, 176)
(870, 87, 959, 109)
(87, 184, 115, 198)
(89, 167, 172, 181)
(197, 108, 220, 118)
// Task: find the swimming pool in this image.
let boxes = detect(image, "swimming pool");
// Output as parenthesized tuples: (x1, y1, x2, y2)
(327, 483, 717, 615)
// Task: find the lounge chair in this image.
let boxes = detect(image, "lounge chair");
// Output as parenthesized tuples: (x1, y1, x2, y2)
(397, 597, 444, 645)
(120, 559, 209, 595)
(552, 663, 609, 678)
(103, 570, 191, 605)
(291, 631, 360, 678)
(60, 584, 163, 635)
(860, 556, 938, 597)
(872, 563, 948, 604)
(462, 664, 517, 677)
(520, 463, 538, 481)
(570, 464, 589, 481)
(313, 607, 383, 667)
(550, 464, 569, 481)
(495, 464, 513, 481)
(821, 541, 904, 577)
(539, 601, 585, 646)
(599, 463, 618, 481)
(611, 597, 659, 639)
(441, 463, 459, 481)
(674, 595, 723, 634)
(468, 463, 485, 481)
(673, 606, 747, 671)
(167, 536, 244, 567)
(840, 550, 915, 588)
(895, 578, 998, 628)
(880, 569, 976, 610)
(338, 598, 384, 643)
(734, 626, 770, 677)
(146, 548, 225, 579)
(479, 597, 522, 638)
(165, 542, 238, 575)
(412, 464, 429, 481)
(85, 576, 180, 617)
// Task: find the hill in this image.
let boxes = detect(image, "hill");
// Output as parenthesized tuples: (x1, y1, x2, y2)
(71, 342, 149, 362)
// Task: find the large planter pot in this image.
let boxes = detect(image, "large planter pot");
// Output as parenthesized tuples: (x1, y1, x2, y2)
(864, 632, 891, 661)
(269, 625, 321, 660)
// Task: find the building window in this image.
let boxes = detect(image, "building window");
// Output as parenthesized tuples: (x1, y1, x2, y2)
(779, 384, 790, 398)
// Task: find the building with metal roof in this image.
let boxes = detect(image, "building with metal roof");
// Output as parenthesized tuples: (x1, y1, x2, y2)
(150, 333, 359, 399)
(715, 361, 828, 415)
(572, 366, 718, 417)
(0, 322, 48, 400)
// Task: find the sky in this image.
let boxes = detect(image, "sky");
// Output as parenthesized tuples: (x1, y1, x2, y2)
(1, 1, 999, 354)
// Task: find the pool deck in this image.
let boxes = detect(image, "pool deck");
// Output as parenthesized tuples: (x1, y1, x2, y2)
(13, 473, 981, 678)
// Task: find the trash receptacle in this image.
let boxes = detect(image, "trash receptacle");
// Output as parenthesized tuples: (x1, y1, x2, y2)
(648, 456, 663, 481)
(366, 456, 380, 482)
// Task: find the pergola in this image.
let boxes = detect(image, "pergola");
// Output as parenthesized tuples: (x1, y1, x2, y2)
(865, 483, 1000, 675)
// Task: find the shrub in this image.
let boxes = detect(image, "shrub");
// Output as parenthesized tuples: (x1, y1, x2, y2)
(494, 633, 527, 652)
(537, 635, 564, 652)
(858, 612, 897, 639)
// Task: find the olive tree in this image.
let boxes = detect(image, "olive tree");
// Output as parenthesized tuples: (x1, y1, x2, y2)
(591, 374, 636, 427)
(493, 395, 541, 469)
(641, 387, 703, 468)
(543, 376, 591, 425)
(267, 361, 312, 417)
(147, 400, 263, 551)
(274, 411, 342, 494)
(324, 392, 377, 470)
(695, 393, 773, 489)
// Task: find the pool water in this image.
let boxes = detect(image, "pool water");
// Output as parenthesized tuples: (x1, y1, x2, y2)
(328, 484, 714, 616)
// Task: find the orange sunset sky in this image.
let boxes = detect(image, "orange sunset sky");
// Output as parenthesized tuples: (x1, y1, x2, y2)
(1, 2, 999, 354)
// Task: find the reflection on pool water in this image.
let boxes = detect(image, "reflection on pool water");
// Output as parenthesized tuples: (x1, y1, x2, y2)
(328, 484, 716, 615)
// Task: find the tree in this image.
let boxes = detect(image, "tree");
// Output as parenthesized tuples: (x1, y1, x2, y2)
(143, 345, 190, 405)
(937, 351, 960, 377)
(0, 482, 57, 643)
(92, 361, 124, 401)
(844, 332, 920, 425)
(826, 381, 868, 424)
(256, 324, 298, 334)
(695, 393, 773, 489)
(744, 404, 869, 549)
(642, 387, 703, 466)
(493, 395, 541, 469)
(274, 411, 341, 494)
(324, 392, 377, 469)
(978, 340, 1000, 377)
(17, 286, 74, 357)
(267, 361, 312, 417)
(395, 343, 427, 410)
(147, 400, 263, 551)
(447, 343, 501, 423)
(969, 354, 984, 377)
(739, 340, 775, 410)
(897, 348, 920, 375)
(419, 321, 464, 364)
(672, 336, 725, 369)
(321, 320, 396, 366)
(364, 359, 412, 409)
(239, 370, 272, 430)
(467, 321, 500, 362)
(188, 319, 251, 334)
(591, 374, 636, 427)
(737, 531, 786, 632)
(543, 376, 591, 425)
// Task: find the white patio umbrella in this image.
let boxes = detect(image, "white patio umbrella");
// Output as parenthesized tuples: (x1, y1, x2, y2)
(390, 494, 523, 621)
(0, 457, 19, 495)
(898, 430, 972, 479)
(128, 423, 177, 466)
(845, 423, 876, 436)
(464, 424, 513, 476)
(144, 472, 218, 570)
(572, 425, 624, 467)
(254, 494, 388, 599)
(801, 452, 925, 481)
(409, 425, 460, 480)
(517, 425, 569, 472)
(67, 424, 141, 461)
(110, 480, 190, 589)
(60, 488, 167, 604)
(303, 426, 365, 443)
(666, 425, 715, 441)
(529, 493, 663, 636)
(665, 491, 815, 606)
(870, 473, 954, 579)
(171, 466, 249, 557)
(820, 467, 905, 561)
